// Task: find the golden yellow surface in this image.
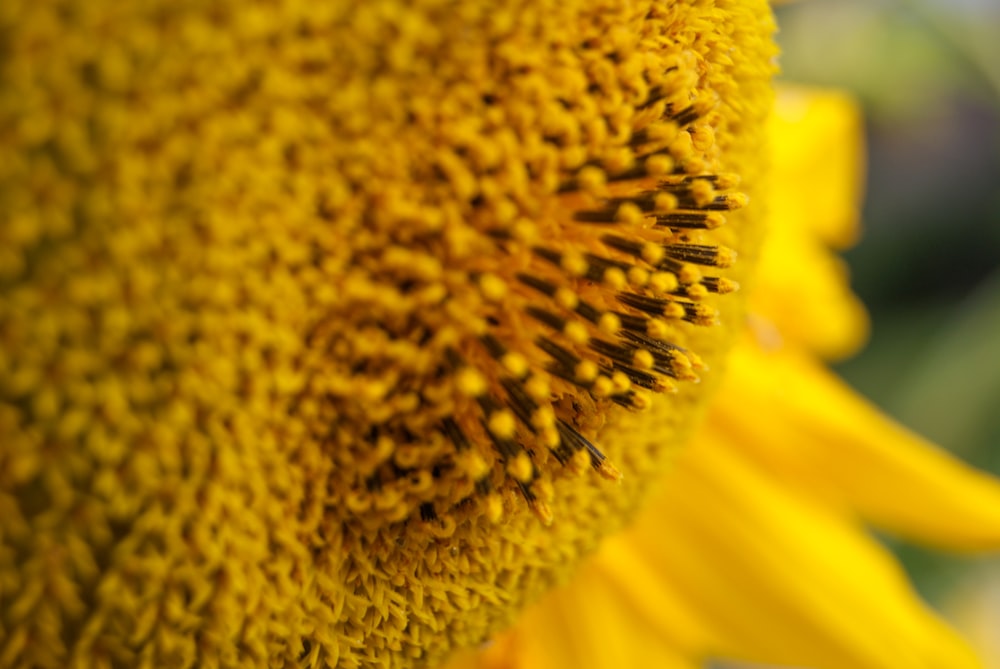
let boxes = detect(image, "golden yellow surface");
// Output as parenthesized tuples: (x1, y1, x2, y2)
(445, 87, 1000, 669)
(0, 1, 775, 667)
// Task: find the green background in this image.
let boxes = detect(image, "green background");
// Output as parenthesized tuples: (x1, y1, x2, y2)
(775, 0, 1000, 640)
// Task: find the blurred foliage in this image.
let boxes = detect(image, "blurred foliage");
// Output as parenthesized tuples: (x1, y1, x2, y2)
(775, 0, 1000, 472)
(774, 0, 1000, 641)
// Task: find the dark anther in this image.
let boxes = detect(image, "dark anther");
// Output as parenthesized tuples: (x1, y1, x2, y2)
(441, 417, 472, 451)
(556, 419, 610, 471)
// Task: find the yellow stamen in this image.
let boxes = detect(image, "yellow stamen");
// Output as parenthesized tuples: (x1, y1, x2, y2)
(0, 0, 777, 665)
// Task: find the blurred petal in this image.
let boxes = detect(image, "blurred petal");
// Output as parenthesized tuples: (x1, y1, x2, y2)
(441, 77, 999, 669)
(753, 86, 870, 359)
(631, 431, 982, 669)
(455, 391, 984, 669)
(444, 544, 705, 669)
(714, 339, 1000, 550)
(770, 85, 866, 247)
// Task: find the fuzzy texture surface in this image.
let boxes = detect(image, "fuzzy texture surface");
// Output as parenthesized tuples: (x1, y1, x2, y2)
(444, 85, 1000, 669)
(0, 1, 774, 667)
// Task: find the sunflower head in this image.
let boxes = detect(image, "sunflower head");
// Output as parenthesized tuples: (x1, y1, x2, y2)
(0, 1, 774, 667)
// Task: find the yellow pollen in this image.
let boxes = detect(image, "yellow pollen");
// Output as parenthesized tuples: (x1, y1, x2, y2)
(615, 201, 644, 225)
(591, 375, 615, 398)
(540, 426, 560, 449)
(645, 120, 679, 144)
(0, 0, 777, 664)
(501, 352, 530, 378)
(633, 349, 655, 370)
(456, 367, 488, 397)
(669, 131, 695, 161)
(596, 458, 624, 482)
(603, 267, 628, 289)
(574, 360, 600, 384)
(512, 218, 541, 243)
(564, 321, 590, 344)
(647, 318, 671, 340)
(688, 304, 719, 326)
(670, 351, 693, 371)
(645, 153, 674, 176)
(508, 452, 534, 483)
(629, 390, 653, 411)
(598, 312, 622, 335)
(715, 173, 742, 189)
(561, 251, 589, 277)
(524, 375, 551, 403)
(611, 371, 632, 394)
(725, 191, 751, 209)
(488, 410, 518, 440)
(555, 287, 580, 310)
(570, 448, 592, 474)
(531, 499, 554, 526)
(653, 377, 678, 393)
(654, 191, 679, 212)
(672, 365, 701, 382)
(479, 273, 508, 301)
(714, 277, 740, 293)
(627, 266, 651, 287)
(461, 452, 491, 480)
(690, 179, 717, 207)
(715, 246, 738, 268)
(687, 351, 708, 370)
(486, 494, 504, 523)
(664, 302, 687, 319)
(686, 283, 709, 299)
(603, 147, 635, 175)
(678, 265, 703, 284)
(577, 165, 608, 196)
(641, 242, 665, 265)
(531, 406, 556, 431)
(703, 212, 727, 229)
(650, 271, 680, 293)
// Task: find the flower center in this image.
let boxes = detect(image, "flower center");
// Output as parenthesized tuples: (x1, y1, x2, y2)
(308, 2, 776, 664)
(327, 97, 747, 529)
(0, 1, 776, 667)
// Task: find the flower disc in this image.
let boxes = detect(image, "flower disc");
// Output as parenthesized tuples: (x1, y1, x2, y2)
(0, 1, 775, 667)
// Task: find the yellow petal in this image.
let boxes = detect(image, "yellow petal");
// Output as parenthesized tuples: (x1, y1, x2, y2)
(713, 338, 1000, 550)
(771, 84, 866, 248)
(444, 554, 703, 669)
(452, 414, 983, 669)
(626, 433, 982, 669)
(753, 85, 870, 359)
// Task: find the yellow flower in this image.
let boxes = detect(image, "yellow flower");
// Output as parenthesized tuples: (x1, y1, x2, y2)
(444, 87, 1000, 669)
(1, 3, 997, 669)
(1, 1, 774, 666)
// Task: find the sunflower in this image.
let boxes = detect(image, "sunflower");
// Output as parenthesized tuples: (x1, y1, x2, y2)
(444, 84, 1000, 669)
(0, 2, 997, 669)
